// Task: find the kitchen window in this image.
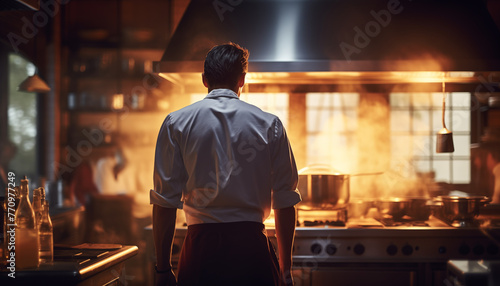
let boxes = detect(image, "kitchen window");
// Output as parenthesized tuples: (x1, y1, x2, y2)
(390, 92, 471, 184)
(306, 93, 359, 170)
(305, 92, 471, 185)
(7, 53, 39, 183)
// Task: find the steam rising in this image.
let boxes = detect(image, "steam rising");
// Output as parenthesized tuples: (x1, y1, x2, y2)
(301, 84, 445, 199)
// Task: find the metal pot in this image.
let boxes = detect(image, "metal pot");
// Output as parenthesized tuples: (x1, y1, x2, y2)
(376, 198, 410, 220)
(406, 196, 432, 220)
(348, 199, 374, 218)
(298, 165, 350, 208)
(438, 195, 490, 221)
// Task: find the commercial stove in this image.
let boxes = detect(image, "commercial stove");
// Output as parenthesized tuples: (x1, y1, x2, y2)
(144, 206, 500, 286)
(269, 210, 500, 263)
(264, 207, 500, 286)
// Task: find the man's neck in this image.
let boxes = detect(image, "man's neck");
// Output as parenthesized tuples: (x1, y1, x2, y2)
(208, 86, 240, 96)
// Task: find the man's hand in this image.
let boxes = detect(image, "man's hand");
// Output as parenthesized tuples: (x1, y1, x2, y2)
(153, 205, 177, 286)
(274, 206, 296, 286)
(280, 268, 294, 286)
(155, 269, 177, 286)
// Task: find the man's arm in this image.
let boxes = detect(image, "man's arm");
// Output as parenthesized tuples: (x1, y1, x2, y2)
(274, 205, 296, 286)
(152, 204, 177, 286)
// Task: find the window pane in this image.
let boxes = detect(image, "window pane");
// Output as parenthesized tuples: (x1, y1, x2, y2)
(413, 136, 432, 157)
(391, 110, 410, 132)
(339, 93, 359, 107)
(390, 93, 410, 107)
(431, 92, 446, 107)
(413, 110, 431, 132)
(307, 93, 359, 108)
(451, 111, 470, 132)
(307, 93, 330, 107)
(412, 93, 431, 108)
(308, 109, 334, 133)
(433, 160, 451, 182)
(432, 110, 445, 132)
(414, 159, 432, 173)
(451, 92, 471, 108)
(343, 110, 358, 130)
(452, 160, 470, 184)
(391, 135, 412, 157)
(453, 135, 470, 157)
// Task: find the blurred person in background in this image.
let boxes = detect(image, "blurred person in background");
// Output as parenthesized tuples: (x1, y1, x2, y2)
(486, 147, 500, 204)
(93, 142, 153, 231)
(69, 159, 99, 207)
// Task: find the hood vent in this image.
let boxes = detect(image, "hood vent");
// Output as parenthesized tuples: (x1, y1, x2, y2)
(154, 0, 500, 74)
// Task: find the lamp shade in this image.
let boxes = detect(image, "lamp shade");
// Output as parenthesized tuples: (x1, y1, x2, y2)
(18, 74, 51, 93)
(436, 127, 455, 153)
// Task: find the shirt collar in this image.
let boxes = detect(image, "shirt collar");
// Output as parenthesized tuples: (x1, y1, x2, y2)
(205, 89, 239, 99)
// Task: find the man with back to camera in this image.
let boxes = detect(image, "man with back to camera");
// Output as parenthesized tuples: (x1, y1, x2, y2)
(150, 42, 301, 286)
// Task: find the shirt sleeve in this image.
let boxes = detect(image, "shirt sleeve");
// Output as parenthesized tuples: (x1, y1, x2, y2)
(270, 118, 302, 209)
(150, 115, 186, 209)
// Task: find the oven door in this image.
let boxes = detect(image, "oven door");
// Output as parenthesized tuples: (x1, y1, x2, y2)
(291, 262, 447, 286)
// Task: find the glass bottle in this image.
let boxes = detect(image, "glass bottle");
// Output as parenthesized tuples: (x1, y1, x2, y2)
(38, 201, 53, 263)
(33, 188, 43, 225)
(14, 186, 20, 210)
(14, 176, 39, 269)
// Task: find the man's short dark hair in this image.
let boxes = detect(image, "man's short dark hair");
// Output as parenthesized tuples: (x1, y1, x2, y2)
(203, 42, 249, 88)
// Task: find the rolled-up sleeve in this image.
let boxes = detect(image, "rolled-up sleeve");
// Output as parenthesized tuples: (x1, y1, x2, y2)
(270, 118, 302, 209)
(150, 115, 186, 209)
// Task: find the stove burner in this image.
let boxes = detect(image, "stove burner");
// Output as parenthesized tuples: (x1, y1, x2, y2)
(298, 207, 348, 227)
(377, 217, 430, 227)
(433, 213, 482, 228)
(412, 221, 430, 227)
(449, 220, 481, 228)
(303, 220, 346, 227)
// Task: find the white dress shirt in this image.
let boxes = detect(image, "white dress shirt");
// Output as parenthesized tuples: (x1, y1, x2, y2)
(150, 89, 301, 225)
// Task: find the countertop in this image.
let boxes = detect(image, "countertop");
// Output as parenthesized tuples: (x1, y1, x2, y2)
(1, 244, 138, 285)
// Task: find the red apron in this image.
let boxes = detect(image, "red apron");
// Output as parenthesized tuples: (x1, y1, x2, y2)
(177, 221, 280, 286)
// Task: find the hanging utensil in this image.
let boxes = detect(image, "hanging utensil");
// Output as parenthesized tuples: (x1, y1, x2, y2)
(436, 73, 454, 153)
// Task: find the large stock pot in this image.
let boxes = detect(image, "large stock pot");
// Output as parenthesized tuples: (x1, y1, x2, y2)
(437, 195, 490, 221)
(297, 165, 350, 209)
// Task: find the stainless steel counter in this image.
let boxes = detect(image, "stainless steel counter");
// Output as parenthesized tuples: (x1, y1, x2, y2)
(0, 245, 138, 285)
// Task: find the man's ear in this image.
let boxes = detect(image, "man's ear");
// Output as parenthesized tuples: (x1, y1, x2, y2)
(238, 73, 246, 88)
(202, 73, 209, 88)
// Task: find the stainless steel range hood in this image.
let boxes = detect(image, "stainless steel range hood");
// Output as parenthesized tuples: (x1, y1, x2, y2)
(154, 0, 500, 92)
(154, 0, 500, 74)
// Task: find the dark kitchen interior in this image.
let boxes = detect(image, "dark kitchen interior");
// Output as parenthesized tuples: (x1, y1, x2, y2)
(1, 0, 500, 285)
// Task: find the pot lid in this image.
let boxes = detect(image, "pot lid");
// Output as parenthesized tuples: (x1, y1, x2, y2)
(298, 164, 344, 175)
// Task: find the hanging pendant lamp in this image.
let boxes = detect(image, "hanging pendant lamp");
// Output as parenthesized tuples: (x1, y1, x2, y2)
(18, 73, 51, 93)
(18, 33, 51, 94)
